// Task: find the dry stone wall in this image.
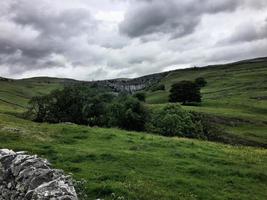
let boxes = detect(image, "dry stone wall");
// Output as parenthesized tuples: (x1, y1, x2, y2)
(0, 149, 78, 200)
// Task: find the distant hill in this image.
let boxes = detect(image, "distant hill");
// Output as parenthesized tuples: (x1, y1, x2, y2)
(1, 56, 266, 105)
(2, 56, 266, 94)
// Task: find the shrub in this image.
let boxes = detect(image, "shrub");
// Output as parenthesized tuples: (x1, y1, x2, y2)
(110, 96, 148, 131)
(189, 112, 224, 140)
(169, 81, 201, 104)
(147, 105, 219, 139)
(133, 92, 146, 102)
(27, 85, 217, 140)
(147, 104, 195, 137)
(195, 77, 207, 88)
(27, 85, 115, 126)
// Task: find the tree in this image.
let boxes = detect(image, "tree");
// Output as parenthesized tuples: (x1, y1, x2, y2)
(110, 97, 148, 131)
(195, 77, 207, 88)
(133, 92, 146, 102)
(147, 104, 194, 137)
(169, 81, 201, 104)
(83, 96, 108, 126)
(27, 86, 114, 125)
(27, 95, 52, 122)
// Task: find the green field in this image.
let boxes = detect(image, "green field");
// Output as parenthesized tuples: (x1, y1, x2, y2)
(146, 60, 267, 147)
(0, 112, 267, 200)
(0, 59, 267, 199)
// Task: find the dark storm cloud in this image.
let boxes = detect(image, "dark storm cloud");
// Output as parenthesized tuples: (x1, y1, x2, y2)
(0, 0, 267, 80)
(12, 2, 96, 38)
(0, 0, 97, 73)
(119, 0, 241, 39)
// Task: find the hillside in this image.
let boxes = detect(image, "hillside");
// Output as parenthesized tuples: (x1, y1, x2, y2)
(0, 112, 266, 200)
(0, 78, 63, 113)
(0, 57, 267, 199)
(1, 57, 266, 147)
(146, 57, 267, 147)
(0, 71, 165, 111)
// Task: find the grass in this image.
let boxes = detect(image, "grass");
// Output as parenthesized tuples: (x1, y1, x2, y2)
(146, 61, 267, 146)
(0, 79, 62, 110)
(0, 58, 267, 199)
(0, 112, 266, 200)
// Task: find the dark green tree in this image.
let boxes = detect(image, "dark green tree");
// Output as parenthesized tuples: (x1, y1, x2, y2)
(110, 97, 148, 131)
(169, 81, 201, 104)
(133, 92, 146, 102)
(195, 77, 207, 88)
(27, 86, 114, 125)
(27, 95, 52, 122)
(147, 104, 194, 137)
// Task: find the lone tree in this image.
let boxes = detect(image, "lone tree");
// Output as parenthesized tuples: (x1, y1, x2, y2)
(195, 77, 207, 88)
(169, 81, 201, 104)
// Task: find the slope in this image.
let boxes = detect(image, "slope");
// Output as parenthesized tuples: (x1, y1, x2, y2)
(146, 58, 267, 146)
(0, 58, 267, 199)
(0, 111, 266, 200)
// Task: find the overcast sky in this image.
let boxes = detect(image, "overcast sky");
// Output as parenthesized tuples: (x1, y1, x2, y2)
(0, 0, 267, 80)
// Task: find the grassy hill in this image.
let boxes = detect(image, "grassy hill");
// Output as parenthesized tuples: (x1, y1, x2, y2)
(0, 77, 76, 113)
(0, 57, 267, 199)
(0, 112, 266, 200)
(146, 58, 267, 147)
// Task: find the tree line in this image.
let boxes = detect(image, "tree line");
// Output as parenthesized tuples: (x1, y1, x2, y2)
(26, 77, 219, 140)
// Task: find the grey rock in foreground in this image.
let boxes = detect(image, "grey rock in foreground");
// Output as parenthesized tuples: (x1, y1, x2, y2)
(0, 149, 78, 200)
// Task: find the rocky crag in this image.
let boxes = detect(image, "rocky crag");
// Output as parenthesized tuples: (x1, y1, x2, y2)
(0, 149, 78, 200)
(94, 71, 169, 93)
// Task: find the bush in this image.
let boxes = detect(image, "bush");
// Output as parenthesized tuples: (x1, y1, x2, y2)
(147, 104, 195, 137)
(27, 85, 218, 140)
(28, 86, 149, 132)
(110, 97, 148, 131)
(83, 96, 109, 127)
(147, 105, 218, 139)
(169, 81, 201, 104)
(189, 112, 224, 140)
(27, 86, 114, 126)
(195, 77, 207, 88)
(133, 92, 146, 102)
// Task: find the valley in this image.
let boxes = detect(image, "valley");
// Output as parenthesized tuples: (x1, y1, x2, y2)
(0, 57, 267, 199)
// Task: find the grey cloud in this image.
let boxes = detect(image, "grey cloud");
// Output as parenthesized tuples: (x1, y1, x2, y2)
(0, 0, 267, 80)
(220, 19, 267, 44)
(0, 0, 98, 73)
(206, 39, 267, 63)
(119, 0, 242, 39)
(12, 3, 96, 38)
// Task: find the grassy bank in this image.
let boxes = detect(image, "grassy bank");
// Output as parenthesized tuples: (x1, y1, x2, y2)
(0, 112, 266, 200)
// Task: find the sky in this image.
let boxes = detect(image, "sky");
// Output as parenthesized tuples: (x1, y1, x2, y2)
(0, 0, 267, 81)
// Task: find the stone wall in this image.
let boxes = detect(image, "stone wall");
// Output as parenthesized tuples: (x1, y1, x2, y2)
(0, 149, 78, 200)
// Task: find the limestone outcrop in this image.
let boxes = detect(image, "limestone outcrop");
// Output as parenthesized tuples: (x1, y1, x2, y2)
(0, 149, 78, 200)
(94, 71, 169, 93)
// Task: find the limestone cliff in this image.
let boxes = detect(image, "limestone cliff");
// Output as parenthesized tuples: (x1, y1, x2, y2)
(94, 71, 169, 93)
